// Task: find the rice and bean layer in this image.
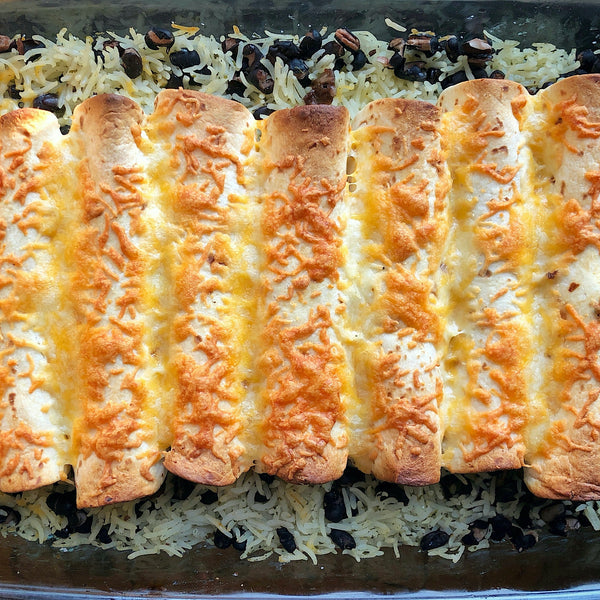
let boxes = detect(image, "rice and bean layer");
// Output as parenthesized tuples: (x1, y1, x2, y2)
(0, 21, 599, 563)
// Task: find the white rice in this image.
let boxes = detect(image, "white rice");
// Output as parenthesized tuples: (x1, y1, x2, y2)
(0, 21, 591, 564)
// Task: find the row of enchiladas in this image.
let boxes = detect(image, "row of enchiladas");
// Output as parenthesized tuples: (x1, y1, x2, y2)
(1, 74, 599, 508)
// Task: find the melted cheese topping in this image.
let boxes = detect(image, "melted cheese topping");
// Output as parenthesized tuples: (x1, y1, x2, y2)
(439, 81, 534, 473)
(348, 99, 449, 485)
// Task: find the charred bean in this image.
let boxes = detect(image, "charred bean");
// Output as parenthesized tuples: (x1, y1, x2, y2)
(144, 27, 174, 50)
(213, 529, 232, 549)
(0, 35, 11, 53)
(329, 528, 356, 550)
(420, 530, 449, 551)
(324, 488, 346, 522)
(299, 29, 322, 58)
(277, 526, 297, 553)
(170, 48, 201, 69)
(121, 48, 143, 78)
(0, 506, 20, 526)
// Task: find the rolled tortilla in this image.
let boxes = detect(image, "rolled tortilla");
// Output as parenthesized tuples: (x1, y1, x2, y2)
(68, 94, 165, 507)
(524, 74, 600, 499)
(348, 98, 450, 485)
(0, 109, 70, 492)
(145, 89, 258, 486)
(255, 105, 351, 483)
(438, 79, 534, 473)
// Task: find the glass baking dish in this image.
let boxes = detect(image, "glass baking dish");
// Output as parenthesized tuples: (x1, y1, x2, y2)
(1, 0, 600, 597)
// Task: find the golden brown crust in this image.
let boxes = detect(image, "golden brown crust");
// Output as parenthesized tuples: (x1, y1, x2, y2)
(350, 98, 449, 486)
(256, 104, 350, 484)
(147, 89, 255, 487)
(69, 94, 165, 507)
(524, 74, 600, 500)
(438, 79, 532, 475)
(0, 108, 69, 492)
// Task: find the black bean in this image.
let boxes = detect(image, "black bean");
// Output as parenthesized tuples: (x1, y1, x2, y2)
(144, 27, 174, 51)
(540, 502, 565, 524)
(288, 57, 309, 83)
(299, 30, 322, 58)
(489, 514, 512, 541)
(337, 464, 365, 487)
(508, 525, 536, 552)
(471, 66, 488, 79)
(171, 476, 196, 501)
(0, 35, 11, 53)
(70, 511, 92, 534)
(103, 40, 124, 56)
(516, 505, 533, 530)
(420, 530, 449, 551)
(9, 37, 45, 61)
(440, 71, 469, 89)
(121, 48, 143, 79)
(241, 44, 263, 71)
(375, 481, 409, 505)
(322, 40, 344, 59)
(329, 528, 356, 550)
(267, 40, 300, 63)
(494, 471, 520, 503)
(350, 49, 368, 70)
(426, 67, 442, 84)
(259, 473, 275, 484)
(562, 68, 588, 79)
(276, 526, 296, 553)
(246, 66, 274, 94)
(8, 84, 21, 100)
(398, 62, 427, 82)
(232, 535, 247, 552)
(462, 519, 488, 546)
(96, 524, 112, 544)
(324, 488, 347, 522)
(254, 491, 269, 504)
(46, 490, 77, 517)
(592, 58, 600, 74)
(441, 35, 462, 62)
(213, 529, 232, 549)
(389, 52, 405, 72)
(0, 506, 20, 526)
(170, 49, 201, 69)
(222, 37, 240, 57)
(200, 489, 218, 505)
(54, 527, 71, 539)
(32, 93, 64, 116)
(548, 515, 567, 536)
(60, 124, 71, 135)
(166, 72, 184, 89)
(577, 49, 596, 72)
(226, 73, 246, 96)
(334, 28, 360, 53)
(490, 69, 505, 79)
(253, 106, 274, 120)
